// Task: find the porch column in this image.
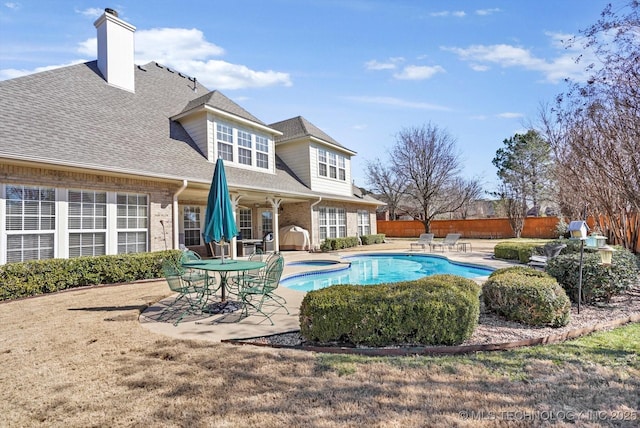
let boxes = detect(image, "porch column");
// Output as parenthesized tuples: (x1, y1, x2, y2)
(267, 197, 282, 251)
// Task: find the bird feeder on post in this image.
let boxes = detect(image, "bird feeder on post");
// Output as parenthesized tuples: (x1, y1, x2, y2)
(568, 220, 589, 314)
(598, 245, 615, 265)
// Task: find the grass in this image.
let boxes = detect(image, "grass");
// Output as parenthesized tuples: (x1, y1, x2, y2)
(0, 280, 638, 427)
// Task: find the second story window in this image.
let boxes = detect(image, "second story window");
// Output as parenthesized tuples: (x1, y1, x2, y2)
(255, 135, 269, 169)
(238, 130, 252, 165)
(216, 123, 233, 161)
(318, 148, 346, 181)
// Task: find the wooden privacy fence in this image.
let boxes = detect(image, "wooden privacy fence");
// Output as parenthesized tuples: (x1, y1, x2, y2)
(377, 217, 561, 239)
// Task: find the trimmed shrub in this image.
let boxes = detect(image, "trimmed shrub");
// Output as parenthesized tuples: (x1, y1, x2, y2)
(0, 250, 180, 301)
(483, 267, 571, 327)
(488, 265, 552, 279)
(320, 236, 360, 251)
(494, 241, 548, 263)
(299, 274, 481, 346)
(360, 234, 386, 245)
(546, 246, 639, 304)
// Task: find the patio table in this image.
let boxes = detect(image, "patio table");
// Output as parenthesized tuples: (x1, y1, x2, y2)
(182, 259, 266, 302)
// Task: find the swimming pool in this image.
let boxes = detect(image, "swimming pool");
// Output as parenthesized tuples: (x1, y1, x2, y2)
(281, 253, 494, 292)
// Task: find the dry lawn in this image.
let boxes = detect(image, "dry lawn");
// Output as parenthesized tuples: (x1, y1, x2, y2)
(1, 279, 639, 427)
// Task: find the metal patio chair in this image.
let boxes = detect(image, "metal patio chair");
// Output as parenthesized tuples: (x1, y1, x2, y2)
(237, 254, 288, 325)
(160, 258, 214, 326)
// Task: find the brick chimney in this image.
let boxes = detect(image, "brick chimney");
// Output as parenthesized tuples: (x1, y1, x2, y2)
(94, 8, 136, 92)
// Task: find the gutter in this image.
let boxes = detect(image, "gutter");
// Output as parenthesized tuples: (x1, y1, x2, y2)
(173, 180, 188, 249)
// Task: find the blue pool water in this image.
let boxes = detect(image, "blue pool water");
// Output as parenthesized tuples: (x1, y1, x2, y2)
(281, 253, 493, 292)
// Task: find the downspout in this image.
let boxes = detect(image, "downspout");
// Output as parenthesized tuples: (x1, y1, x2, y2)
(310, 197, 322, 251)
(172, 180, 188, 249)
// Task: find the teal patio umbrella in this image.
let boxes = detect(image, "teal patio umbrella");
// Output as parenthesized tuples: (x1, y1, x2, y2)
(203, 158, 238, 263)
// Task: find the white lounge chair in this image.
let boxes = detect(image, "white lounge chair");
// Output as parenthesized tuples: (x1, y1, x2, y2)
(429, 233, 461, 252)
(528, 243, 566, 268)
(410, 233, 434, 251)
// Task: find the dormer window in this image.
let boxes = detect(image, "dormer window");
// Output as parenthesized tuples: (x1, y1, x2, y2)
(216, 123, 233, 161)
(238, 130, 252, 165)
(318, 148, 346, 181)
(214, 120, 271, 170)
(256, 135, 269, 169)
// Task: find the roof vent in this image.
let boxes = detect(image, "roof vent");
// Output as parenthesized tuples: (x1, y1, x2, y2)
(104, 8, 118, 17)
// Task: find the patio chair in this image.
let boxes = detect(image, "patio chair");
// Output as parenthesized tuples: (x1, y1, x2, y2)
(528, 243, 566, 268)
(227, 249, 265, 296)
(410, 233, 434, 251)
(429, 233, 461, 252)
(237, 254, 288, 325)
(161, 258, 213, 326)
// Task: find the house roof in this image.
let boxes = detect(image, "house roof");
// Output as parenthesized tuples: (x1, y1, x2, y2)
(0, 60, 381, 205)
(176, 89, 267, 127)
(270, 116, 356, 155)
(0, 61, 309, 195)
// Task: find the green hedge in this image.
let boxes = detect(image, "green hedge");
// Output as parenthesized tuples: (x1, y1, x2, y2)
(493, 241, 548, 263)
(320, 236, 360, 251)
(360, 234, 385, 245)
(299, 274, 481, 346)
(483, 267, 571, 327)
(545, 246, 639, 304)
(0, 250, 181, 301)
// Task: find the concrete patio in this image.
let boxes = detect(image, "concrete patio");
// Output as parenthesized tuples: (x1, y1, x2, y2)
(139, 238, 517, 342)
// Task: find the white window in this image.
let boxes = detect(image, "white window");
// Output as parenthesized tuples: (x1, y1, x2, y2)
(318, 207, 346, 240)
(318, 149, 327, 177)
(357, 210, 370, 236)
(256, 135, 269, 169)
(5, 185, 55, 262)
(183, 206, 201, 246)
(116, 193, 148, 254)
(239, 209, 252, 239)
(216, 123, 234, 161)
(237, 130, 252, 165)
(68, 190, 107, 257)
(318, 148, 346, 181)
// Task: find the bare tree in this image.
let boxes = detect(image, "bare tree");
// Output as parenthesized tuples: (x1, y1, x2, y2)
(540, 1, 640, 251)
(365, 159, 407, 220)
(390, 124, 482, 233)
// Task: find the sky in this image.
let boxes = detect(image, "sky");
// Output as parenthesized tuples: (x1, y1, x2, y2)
(0, 0, 628, 192)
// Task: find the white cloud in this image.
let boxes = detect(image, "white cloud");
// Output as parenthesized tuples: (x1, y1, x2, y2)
(470, 64, 490, 72)
(430, 10, 466, 17)
(393, 64, 445, 80)
(365, 60, 396, 70)
(352, 124, 368, 130)
(75, 7, 103, 18)
(476, 8, 501, 16)
(75, 27, 291, 90)
(365, 57, 404, 70)
(346, 95, 451, 111)
(442, 36, 593, 83)
(4, 2, 20, 10)
(497, 112, 524, 119)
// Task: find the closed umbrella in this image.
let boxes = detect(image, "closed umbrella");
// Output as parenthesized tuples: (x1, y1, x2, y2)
(203, 158, 238, 264)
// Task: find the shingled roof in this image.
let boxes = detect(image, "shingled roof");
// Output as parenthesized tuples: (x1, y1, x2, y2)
(176, 89, 266, 126)
(270, 116, 356, 155)
(0, 61, 314, 196)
